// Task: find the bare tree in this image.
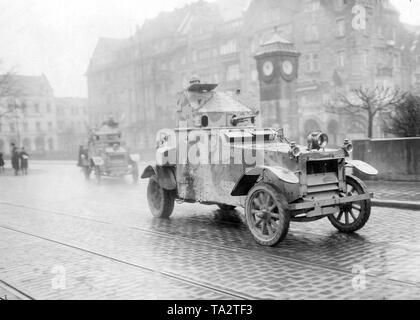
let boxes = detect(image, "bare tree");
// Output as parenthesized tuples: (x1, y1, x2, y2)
(384, 93, 420, 137)
(0, 61, 19, 119)
(327, 86, 404, 138)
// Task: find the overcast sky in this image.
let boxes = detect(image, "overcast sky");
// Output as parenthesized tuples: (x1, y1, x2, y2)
(0, 0, 419, 98)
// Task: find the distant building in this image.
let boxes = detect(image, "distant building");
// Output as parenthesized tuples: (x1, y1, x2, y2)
(86, 0, 249, 150)
(55, 97, 89, 158)
(86, 0, 420, 150)
(0, 75, 57, 155)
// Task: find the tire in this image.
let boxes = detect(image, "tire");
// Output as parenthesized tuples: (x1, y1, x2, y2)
(147, 176, 176, 218)
(245, 183, 290, 247)
(328, 175, 371, 233)
(217, 204, 236, 211)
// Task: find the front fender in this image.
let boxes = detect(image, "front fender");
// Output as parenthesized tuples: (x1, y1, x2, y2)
(231, 166, 299, 197)
(346, 160, 378, 176)
(141, 165, 177, 191)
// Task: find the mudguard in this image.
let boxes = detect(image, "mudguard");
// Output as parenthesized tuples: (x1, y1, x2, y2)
(141, 165, 177, 191)
(231, 166, 299, 197)
(91, 157, 104, 166)
(346, 160, 378, 176)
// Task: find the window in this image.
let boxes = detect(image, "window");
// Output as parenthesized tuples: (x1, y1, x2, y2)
(226, 64, 241, 81)
(361, 50, 369, 68)
(48, 122, 53, 131)
(9, 124, 15, 133)
(251, 70, 258, 82)
(36, 122, 41, 132)
(23, 123, 28, 132)
(336, 19, 345, 37)
(198, 49, 212, 60)
(34, 103, 40, 113)
(21, 102, 27, 113)
(305, 53, 320, 72)
(46, 103, 51, 113)
(304, 24, 319, 42)
(220, 39, 238, 55)
(337, 51, 346, 68)
(304, 0, 320, 12)
(262, 9, 279, 24)
(334, 0, 347, 11)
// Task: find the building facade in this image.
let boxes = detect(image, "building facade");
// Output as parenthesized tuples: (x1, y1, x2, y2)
(86, 0, 420, 151)
(55, 97, 89, 158)
(0, 75, 57, 155)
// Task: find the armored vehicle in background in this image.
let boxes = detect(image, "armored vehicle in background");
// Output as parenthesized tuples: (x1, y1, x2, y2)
(142, 82, 378, 246)
(78, 118, 140, 183)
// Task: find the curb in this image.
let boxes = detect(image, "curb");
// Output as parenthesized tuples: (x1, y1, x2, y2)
(372, 199, 420, 211)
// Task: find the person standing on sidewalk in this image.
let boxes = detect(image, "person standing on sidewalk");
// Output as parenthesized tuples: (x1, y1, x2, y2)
(10, 143, 20, 176)
(0, 152, 5, 173)
(20, 147, 29, 175)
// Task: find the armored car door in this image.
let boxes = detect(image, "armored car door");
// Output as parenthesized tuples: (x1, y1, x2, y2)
(176, 129, 245, 207)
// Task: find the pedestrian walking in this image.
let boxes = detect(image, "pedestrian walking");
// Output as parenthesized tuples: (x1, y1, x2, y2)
(20, 147, 29, 175)
(11, 143, 20, 176)
(0, 152, 5, 173)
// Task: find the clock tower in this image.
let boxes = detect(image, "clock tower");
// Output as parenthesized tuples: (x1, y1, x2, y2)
(255, 33, 301, 140)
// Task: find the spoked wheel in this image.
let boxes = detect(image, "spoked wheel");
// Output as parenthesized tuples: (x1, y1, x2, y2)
(217, 204, 236, 211)
(245, 183, 290, 246)
(147, 176, 176, 218)
(328, 175, 371, 233)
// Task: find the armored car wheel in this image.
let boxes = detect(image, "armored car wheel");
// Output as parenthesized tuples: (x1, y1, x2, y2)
(245, 183, 290, 247)
(328, 175, 371, 233)
(147, 176, 176, 219)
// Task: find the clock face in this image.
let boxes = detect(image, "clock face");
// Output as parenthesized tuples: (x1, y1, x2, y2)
(282, 60, 294, 76)
(263, 60, 274, 77)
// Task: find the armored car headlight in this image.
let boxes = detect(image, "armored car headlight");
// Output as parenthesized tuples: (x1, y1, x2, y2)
(307, 132, 329, 150)
(288, 142, 302, 159)
(342, 139, 353, 156)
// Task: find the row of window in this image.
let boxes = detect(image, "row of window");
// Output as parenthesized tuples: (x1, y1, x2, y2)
(302, 19, 397, 42)
(0, 122, 54, 133)
(0, 102, 53, 114)
(56, 106, 88, 116)
(302, 49, 400, 73)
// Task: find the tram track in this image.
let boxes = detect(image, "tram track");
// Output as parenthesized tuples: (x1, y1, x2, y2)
(1, 199, 420, 291)
(0, 224, 256, 300)
(0, 279, 35, 300)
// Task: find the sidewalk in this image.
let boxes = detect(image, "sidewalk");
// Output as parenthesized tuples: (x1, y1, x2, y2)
(367, 181, 420, 211)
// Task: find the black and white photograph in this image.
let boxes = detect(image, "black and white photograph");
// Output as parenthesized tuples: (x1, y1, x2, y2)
(0, 0, 420, 305)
